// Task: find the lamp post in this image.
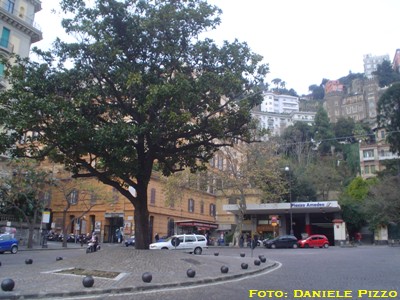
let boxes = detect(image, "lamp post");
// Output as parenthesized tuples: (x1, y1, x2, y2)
(285, 166, 294, 235)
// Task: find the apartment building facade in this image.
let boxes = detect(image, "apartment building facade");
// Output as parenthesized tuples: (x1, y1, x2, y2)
(363, 53, 390, 79)
(0, 0, 42, 89)
(253, 91, 315, 137)
(359, 128, 400, 179)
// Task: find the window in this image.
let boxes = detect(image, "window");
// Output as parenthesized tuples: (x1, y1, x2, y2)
(185, 236, 196, 242)
(363, 150, 374, 159)
(150, 188, 156, 205)
(0, 27, 10, 48)
(371, 165, 376, 173)
(188, 198, 194, 213)
(380, 131, 385, 139)
(68, 189, 78, 205)
(364, 166, 370, 174)
(209, 204, 216, 217)
(90, 193, 97, 205)
(5, 0, 14, 13)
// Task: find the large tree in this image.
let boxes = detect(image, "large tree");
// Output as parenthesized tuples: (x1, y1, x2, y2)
(0, 160, 51, 248)
(377, 83, 400, 155)
(0, 0, 268, 249)
(372, 60, 400, 88)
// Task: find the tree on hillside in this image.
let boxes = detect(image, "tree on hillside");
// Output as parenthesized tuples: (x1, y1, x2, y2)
(333, 117, 355, 143)
(0, 0, 268, 249)
(377, 83, 400, 155)
(313, 107, 335, 155)
(308, 84, 324, 100)
(364, 176, 400, 230)
(280, 122, 315, 166)
(373, 60, 400, 88)
(0, 160, 51, 248)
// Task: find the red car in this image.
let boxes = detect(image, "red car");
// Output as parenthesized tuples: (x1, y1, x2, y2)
(298, 234, 329, 248)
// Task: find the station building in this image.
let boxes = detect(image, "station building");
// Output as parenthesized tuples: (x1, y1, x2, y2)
(222, 201, 346, 246)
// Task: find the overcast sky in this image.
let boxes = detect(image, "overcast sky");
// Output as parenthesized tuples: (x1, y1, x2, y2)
(35, 0, 400, 95)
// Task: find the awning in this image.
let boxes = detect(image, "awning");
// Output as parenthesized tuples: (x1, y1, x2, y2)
(175, 220, 218, 229)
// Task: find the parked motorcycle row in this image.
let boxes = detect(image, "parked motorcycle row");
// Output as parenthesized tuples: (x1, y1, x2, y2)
(46, 232, 92, 244)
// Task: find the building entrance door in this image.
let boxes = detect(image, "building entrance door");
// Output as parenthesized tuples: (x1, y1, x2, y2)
(104, 216, 124, 243)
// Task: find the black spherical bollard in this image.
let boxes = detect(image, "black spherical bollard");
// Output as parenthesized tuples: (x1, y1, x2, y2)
(260, 256, 267, 263)
(1, 278, 15, 292)
(142, 272, 152, 283)
(240, 253, 245, 257)
(186, 268, 196, 278)
(254, 259, 261, 266)
(82, 275, 94, 288)
(25, 258, 33, 265)
(0, 261, 2, 267)
(214, 252, 219, 256)
(220, 265, 229, 274)
(241, 263, 248, 270)
(258, 255, 264, 260)
(56, 257, 63, 261)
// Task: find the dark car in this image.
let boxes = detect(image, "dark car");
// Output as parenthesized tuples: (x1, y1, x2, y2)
(298, 234, 329, 248)
(264, 235, 298, 249)
(0, 234, 19, 254)
(125, 236, 135, 247)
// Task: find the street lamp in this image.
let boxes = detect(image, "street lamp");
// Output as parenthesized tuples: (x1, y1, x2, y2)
(285, 166, 294, 235)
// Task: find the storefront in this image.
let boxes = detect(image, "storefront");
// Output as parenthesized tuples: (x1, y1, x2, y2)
(223, 201, 344, 245)
(175, 220, 218, 235)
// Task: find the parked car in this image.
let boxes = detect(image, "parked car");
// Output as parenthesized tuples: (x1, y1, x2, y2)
(0, 234, 19, 254)
(149, 234, 207, 255)
(298, 234, 329, 248)
(264, 235, 298, 249)
(125, 236, 135, 247)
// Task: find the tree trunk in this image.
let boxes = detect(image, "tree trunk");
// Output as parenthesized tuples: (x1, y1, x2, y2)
(133, 182, 150, 249)
(62, 209, 68, 248)
(27, 222, 35, 249)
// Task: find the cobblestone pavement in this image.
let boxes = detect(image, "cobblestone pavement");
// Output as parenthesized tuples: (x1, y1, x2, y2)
(0, 244, 276, 299)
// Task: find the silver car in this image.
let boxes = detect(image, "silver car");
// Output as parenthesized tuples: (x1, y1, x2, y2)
(149, 234, 207, 255)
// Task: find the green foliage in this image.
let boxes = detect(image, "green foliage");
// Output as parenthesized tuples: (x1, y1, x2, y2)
(313, 107, 335, 155)
(308, 84, 325, 100)
(372, 60, 400, 88)
(0, 0, 268, 249)
(377, 83, 400, 155)
(333, 117, 355, 142)
(364, 176, 400, 229)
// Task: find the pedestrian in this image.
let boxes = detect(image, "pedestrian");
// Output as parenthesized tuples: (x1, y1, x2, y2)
(155, 233, 159, 242)
(239, 235, 244, 248)
(355, 232, 362, 245)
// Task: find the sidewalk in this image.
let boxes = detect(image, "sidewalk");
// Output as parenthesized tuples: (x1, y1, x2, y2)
(1, 243, 276, 299)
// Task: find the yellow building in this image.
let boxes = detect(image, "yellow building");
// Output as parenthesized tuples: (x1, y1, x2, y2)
(47, 169, 218, 244)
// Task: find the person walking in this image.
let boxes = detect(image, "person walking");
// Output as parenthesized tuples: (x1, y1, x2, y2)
(155, 233, 159, 242)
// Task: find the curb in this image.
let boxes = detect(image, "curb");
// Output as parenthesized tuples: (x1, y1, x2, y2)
(0, 262, 277, 299)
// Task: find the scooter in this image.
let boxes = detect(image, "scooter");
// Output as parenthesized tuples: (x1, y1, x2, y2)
(86, 239, 100, 253)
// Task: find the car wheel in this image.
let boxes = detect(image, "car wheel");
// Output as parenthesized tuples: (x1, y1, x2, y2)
(11, 246, 18, 254)
(161, 247, 168, 250)
(304, 244, 310, 248)
(194, 247, 202, 255)
(323, 243, 329, 248)
(292, 243, 298, 249)
(270, 244, 276, 249)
